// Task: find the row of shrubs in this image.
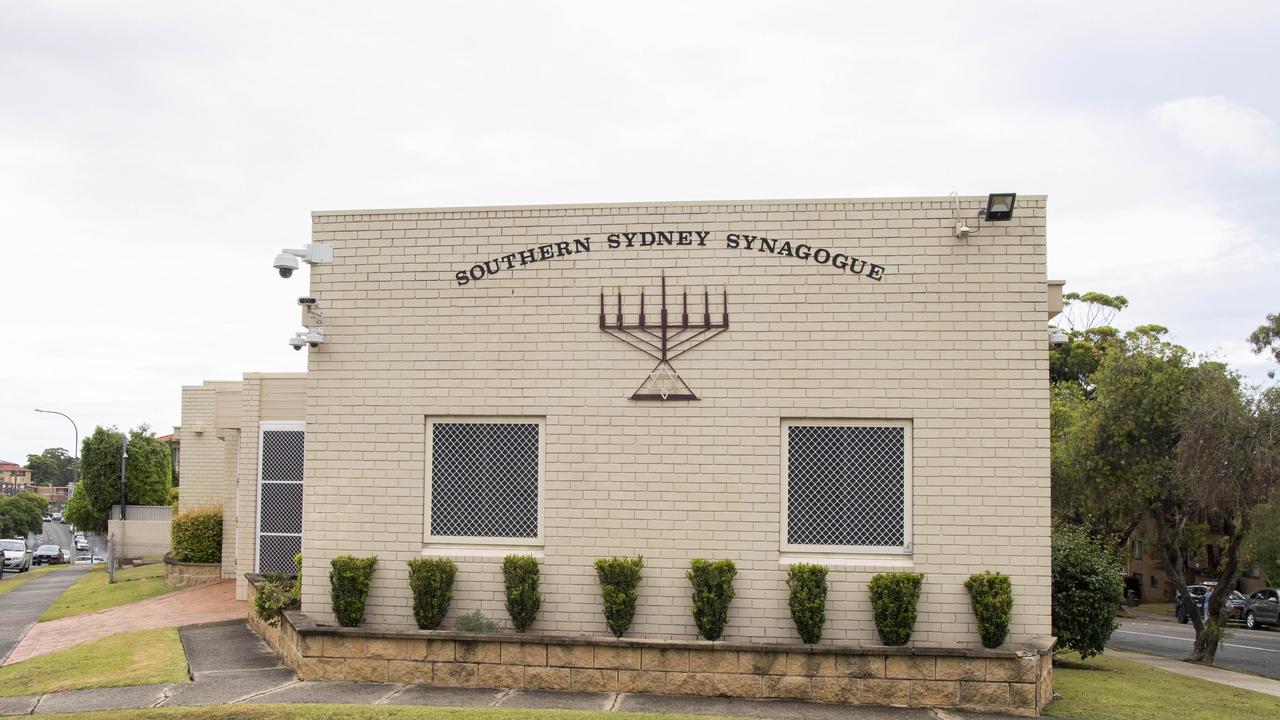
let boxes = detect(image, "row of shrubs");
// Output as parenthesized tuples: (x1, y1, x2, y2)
(260, 553, 1014, 648)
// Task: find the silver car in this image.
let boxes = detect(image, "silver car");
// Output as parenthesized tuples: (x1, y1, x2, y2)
(1, 539, 31, 573)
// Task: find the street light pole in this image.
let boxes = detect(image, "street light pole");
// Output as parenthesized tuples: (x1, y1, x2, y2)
(33, 408, 79, 506)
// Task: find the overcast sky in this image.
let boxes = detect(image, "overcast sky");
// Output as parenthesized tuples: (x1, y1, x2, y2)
(2, 2, 1278, 463)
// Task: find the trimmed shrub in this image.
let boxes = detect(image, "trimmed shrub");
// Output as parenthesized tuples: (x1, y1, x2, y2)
(253, 579, 299, 627)
(687, 559, 736, 640)
(170, 507, 222, 563)
(456, 609, 499, 634)
(595, 555, 644, 638)
(787, 563, 828, 644)
(869, 572, 923, 646)
(329, 555, 377, 627)
(965, 572, 1014, 648)
(502, 555, 542, 633)
(407, 557, 457, 630)
(1053, 525, 1123, 659)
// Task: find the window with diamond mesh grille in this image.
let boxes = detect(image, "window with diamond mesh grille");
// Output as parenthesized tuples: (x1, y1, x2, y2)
(787, 425, 906, 548)
(259, 428, 304, 574)
(430, 422, 539, 539)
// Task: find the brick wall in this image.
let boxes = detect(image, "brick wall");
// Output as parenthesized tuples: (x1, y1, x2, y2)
(300, 196, 1051, 648)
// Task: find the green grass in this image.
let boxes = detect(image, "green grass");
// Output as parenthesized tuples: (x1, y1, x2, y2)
(1045, 652, 1280, 719)
(0, 564, 72, 597)
(0, 627, 188, 697)
(39, 563, 177, 622)
(14, 707, 734, 720)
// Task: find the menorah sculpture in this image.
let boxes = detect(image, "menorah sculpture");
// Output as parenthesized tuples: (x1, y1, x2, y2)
(599, 274, 729, 401)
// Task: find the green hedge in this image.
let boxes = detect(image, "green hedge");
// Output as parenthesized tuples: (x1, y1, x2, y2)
(687, 559, 736, 641)
(965, 572, 1014, 648)
(1053, 526, 1123, 658)
(869, 572, 923, 646)
(253, 579, 299, 627)
(595, 556, 644, 638)
(407, 558, 456, 630)
(330, 555, 377, 627)
(170, 507, 222, 563)
(786, 563, 828, 644)
(503, 555, 542, 633)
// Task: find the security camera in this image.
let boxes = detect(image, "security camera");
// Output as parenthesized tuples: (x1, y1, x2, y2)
(297, 297, 317, 306)
(304, 328, 325, 348)
(272, 243, 333, 279)
(274, 253, 299, 278)
(288, 336, 307, 351)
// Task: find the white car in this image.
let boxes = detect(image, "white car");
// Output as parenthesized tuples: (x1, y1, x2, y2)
(73, 555, 105, 564)
(1, 539, 31, 573)
(74, 539, 89, 551)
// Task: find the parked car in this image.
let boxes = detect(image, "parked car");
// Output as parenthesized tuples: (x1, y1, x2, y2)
(1223, 591, 1249, 621)
(41, 514, 52, 523)
(51, 512, 62, 522)
(0, 539, 31, 573)
(1245, 588, 1280, 630)
(74, 538, 89, 551)
(73, 555, 105, 565)
(58, 548, 71, 563)
(32, 544, 62, 565)
(1175, 585, 1208, 623)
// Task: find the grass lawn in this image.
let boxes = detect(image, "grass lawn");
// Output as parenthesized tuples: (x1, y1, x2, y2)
(39, 563, 177, 622)
(0, 627, 188, 697)
(1045, 652, 1280, 719)
(15, 707, 732, 720)
(0, 564, 72, 597)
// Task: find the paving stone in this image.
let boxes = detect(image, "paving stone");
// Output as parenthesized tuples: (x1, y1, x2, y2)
(161, 668, 298, 706)
(385, 685, 504, 707)
(33, 684, 172, 714)
(498, 688, 613, 711)
(252, 681, 400, 704)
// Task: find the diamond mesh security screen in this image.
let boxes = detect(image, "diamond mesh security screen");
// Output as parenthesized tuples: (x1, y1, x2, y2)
(259, 428, 304, 573)
(787, 425, 905, 548)
(431, 422, 538, 539)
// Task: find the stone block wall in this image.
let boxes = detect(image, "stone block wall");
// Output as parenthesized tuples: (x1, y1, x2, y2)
(247, 577, 1052, 716)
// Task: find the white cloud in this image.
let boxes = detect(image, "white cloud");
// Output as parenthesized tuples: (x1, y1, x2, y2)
(1150, 96, 1280, 171)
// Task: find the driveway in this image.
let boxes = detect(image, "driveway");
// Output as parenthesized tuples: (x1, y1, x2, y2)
(1110, 618, 1280, 679)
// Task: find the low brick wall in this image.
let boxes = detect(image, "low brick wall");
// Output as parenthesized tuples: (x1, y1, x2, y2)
(246, 576, 1053, 716)
(165, 554, 223, 587)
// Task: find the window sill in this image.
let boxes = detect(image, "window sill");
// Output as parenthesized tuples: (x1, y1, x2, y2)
(778, 552, 914, 571)
(422, 545, 545, 560)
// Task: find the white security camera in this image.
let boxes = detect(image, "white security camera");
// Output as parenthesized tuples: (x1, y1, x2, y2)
(275, 253, 300, 278)
(304, 328, 325, 348)
(272, 243, 334, 279)
(288, 335, 307, 351)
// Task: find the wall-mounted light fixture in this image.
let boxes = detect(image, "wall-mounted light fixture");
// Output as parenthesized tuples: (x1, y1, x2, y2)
(982, 193, 1017, 222)
(951, 191, 1019, 239)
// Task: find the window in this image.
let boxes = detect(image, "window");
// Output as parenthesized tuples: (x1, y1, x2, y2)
(783, 421, 911, 554)
(1131, 540, 1143, 560)
(1150, 575, 1158, 588)
(426, 419, 542, 545)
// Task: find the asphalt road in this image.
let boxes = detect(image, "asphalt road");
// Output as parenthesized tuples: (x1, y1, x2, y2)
(27, 520, 107, 560)
(1111, 618, 1280, 679)
(0, 562, 90, 663)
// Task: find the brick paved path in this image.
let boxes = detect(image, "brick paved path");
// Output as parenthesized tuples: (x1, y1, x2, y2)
(4, 579, 244, 665)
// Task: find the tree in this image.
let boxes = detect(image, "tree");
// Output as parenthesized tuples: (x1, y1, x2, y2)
(25, 447, 77, 486)
(1158, 378, 1280, 663)
(1249, 312, 1280, 378)
(0, 495, 44, 537)
(1244, 498, 1280, 583)
(1052, 326, 1195, 546)
(1049, 290, 1128, 389)
(63, 426, 172, 533)
(1052, 526, 1124, 659)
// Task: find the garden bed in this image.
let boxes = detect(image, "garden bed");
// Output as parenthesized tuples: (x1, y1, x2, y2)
(246, 574, 1054, 716)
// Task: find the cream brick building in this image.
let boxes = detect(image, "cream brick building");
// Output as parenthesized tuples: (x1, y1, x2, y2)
(256, 194, 1057, 651)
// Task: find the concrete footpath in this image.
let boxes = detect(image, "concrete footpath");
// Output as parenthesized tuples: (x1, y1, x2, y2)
(0, 567, 89, 665)
(0, 620, 1012, 718)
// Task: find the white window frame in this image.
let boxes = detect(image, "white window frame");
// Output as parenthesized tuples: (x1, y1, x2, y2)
(255, 420, 305, 574)
(780, 419, 913, 557)
(424, 416, 545, 548)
